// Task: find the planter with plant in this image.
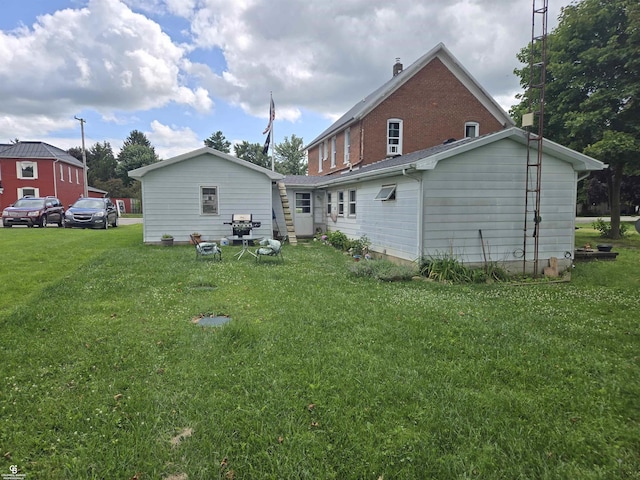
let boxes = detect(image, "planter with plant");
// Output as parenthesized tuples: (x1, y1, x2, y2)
(161, 234, 174, 246)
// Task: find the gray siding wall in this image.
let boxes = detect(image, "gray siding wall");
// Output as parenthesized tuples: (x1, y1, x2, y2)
(141, 154, 273, 243)
(422, 140, 577, 266)
(326, 176, 420, 260)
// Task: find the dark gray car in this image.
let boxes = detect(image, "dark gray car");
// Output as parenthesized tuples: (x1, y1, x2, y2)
(64, 197, 118, 229)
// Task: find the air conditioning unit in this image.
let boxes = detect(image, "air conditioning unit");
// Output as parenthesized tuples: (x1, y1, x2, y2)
(388, 145, 400, 156)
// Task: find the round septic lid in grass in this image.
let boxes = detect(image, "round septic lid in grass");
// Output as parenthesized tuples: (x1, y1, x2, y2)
(193, 315, 231, 327)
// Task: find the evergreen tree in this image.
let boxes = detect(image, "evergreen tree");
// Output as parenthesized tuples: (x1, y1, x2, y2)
(204, 131, 232, 153)
(274, 134, 307, 175)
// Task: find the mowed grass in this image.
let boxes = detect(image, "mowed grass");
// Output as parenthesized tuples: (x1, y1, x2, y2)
(0, 224, 638, 479)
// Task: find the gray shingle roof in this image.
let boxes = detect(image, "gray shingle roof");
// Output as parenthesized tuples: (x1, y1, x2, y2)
(0, 142, 84, 167)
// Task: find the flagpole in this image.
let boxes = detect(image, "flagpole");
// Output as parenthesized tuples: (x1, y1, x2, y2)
(270, 91, 274, 171)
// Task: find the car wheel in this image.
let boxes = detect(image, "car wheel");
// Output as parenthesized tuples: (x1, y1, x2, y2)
(103, 218, 109, 230)
(58, 217, 64, 227)
(40, 215, 47, 228)
(3, 223, 11, 228)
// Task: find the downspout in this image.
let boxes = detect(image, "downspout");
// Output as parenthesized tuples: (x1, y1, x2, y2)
(53, 160, 59, 198)
(403, 167, 423, 261)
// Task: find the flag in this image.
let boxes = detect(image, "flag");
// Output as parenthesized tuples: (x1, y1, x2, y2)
(262, 131, 271, 155)
(262, 96, 275, 134)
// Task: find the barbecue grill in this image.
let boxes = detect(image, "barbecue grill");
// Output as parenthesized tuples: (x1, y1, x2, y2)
(224, 213, 261, 238)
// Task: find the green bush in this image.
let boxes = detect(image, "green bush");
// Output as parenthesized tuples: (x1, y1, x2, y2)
(592, 218, 628, 238)
(419, 254, 509, 284)
(349, 258, 417, 281)
(327, 230, 350, 250)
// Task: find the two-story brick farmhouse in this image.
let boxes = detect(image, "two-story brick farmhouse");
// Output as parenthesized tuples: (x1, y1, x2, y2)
(0, 141, 86, 210)
(305, 42, 514, 176)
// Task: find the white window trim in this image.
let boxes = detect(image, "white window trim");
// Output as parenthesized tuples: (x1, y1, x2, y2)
(68, 166, 72, 182)
(337, 191, 344, 216)
(348, 189, 356, 216)
(323, 139, 328, 160)
(200, 186, 219, 215)
(330, 136, 336, 168)
(375, 184, 396, 201)
(76, 170, 80, 184)
(318, 144, 323, 172)
(344, 128, 350, 164)
(17, 161, 38, 180)
(18, 187, 39, 198)
(60, 164, 64, 181)
(465, 121, 479, 138)
(387, 119, 403, 156)
(326, 192, 332, 216)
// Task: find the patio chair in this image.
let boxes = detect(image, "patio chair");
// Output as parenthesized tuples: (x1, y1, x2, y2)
(191, 234, 222, 261)
(255, 235, 286, 262)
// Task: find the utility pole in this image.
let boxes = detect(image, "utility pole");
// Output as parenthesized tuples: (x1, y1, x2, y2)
(74, 116, 89, 197)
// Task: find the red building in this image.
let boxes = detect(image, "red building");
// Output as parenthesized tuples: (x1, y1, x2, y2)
(0, 141, 86, 209)
(305, 43, 515, 176)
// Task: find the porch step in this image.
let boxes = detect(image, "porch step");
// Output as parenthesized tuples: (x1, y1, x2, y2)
(277, 182, 297, 245)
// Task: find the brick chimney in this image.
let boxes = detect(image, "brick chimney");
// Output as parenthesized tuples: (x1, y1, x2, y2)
(393, 57, 403, 77)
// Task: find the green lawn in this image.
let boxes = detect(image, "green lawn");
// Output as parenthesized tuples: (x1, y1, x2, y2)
(1, 224, 638, 479)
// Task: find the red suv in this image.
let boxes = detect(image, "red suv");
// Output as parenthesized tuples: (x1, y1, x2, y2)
(2, 196, 65, 228)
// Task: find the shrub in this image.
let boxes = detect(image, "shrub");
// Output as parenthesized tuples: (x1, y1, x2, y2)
(419, 254, 509, 284)
(592, 218, 628, 238)
(327, 230, 350, 250)
(349, 259, 417, 281)
(348, 235, 371, 256)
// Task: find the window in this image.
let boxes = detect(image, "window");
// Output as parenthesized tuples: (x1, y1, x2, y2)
(338, 191, 344, 216)
(387, 119, 403, 156)
(318, 143, 323, 172)
(348, 189, 356, 216)
(465, 122, 479, 138)
(68, 166, 72, 182)
(326, 192, 332, 215)
(295, 192, 311, 213)
(331, 136, 336, 168)
(344, 128, 350, 164)
(201, 186, 218, 214)
(323, 140, 328, 160)
(375, 184, 396, 201)
(76, 170, 80, 184)
(18, 187, 38, 197)
(17, 161, 37, 179)
(60, 164, 64, 181)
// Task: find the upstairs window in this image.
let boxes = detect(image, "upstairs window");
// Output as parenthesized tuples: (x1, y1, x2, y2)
(19, 187, 38, 197)
(318, 143, 323, 172)
(201, 186, 218, 215)
(323, 140, 328, 160)
(465, 122, 479, 138)
(344, 128, 351, 164)
(387, 119, 402, 156)
(331, 136, 336, 168)
(68, 166, 72, 182)
(60, 164, 64, 181)
(17, 161, 37, 179)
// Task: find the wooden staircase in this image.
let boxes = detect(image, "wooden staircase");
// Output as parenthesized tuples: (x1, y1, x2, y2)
(277, 182, 297, 245)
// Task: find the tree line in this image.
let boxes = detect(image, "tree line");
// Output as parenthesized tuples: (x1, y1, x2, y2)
(66, 130, 307, 199)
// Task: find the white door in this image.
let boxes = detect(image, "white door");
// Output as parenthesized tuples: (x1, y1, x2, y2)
(294, 192, 313, 237)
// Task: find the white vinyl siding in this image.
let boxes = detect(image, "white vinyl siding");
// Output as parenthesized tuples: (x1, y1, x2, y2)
(422, 140, 576, 265)
(139, 153, 274, 243)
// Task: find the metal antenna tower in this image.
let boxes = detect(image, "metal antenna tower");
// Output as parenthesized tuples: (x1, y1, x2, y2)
(521, 0, 549, 276)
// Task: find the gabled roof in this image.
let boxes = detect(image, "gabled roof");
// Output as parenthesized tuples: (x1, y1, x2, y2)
(127, 146, 284, 181)
(286, 128, 605, 188)
(0, 141, 84, 167)
(306, 43, 515, 149)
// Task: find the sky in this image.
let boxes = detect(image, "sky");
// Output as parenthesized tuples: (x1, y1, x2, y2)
(0, 0, 573, 159)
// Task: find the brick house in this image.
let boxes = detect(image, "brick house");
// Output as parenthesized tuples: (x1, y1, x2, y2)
(305, 43, 515, 176)
(0, 142, 86, 210)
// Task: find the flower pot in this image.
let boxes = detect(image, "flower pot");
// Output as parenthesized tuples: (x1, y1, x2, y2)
(596, 244, 612, 252)
(161, 237, 174, 246)
(190, 234, 202, 244)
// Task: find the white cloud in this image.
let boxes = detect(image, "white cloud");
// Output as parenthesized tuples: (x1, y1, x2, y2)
(146, 120, 201, 158)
